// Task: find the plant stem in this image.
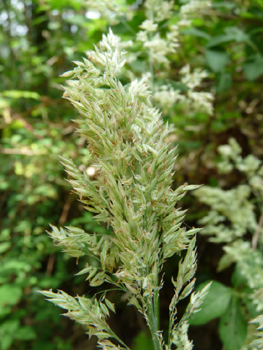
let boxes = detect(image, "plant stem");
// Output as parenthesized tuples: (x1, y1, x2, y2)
(146, 265, 161, 350)
(147, 296, 161, 350)
(154, 285, 160, 330)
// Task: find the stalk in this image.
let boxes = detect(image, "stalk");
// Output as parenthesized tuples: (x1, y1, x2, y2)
(148, 296, 161, 350)
(153, 283, 160, 331)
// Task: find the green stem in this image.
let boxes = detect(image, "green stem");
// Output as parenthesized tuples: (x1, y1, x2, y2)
(153, 285, 160, 330)
(147, 295, 161, 350)
(146, 264, 161, 350)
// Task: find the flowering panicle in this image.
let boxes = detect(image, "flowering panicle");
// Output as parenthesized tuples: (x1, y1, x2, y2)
(40, 30, 209, 350)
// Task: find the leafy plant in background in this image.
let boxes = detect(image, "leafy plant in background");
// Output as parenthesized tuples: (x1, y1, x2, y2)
(0, 118, 101, 350)
(191, 138, 263, 350)
(0, 1, 106, 348)
(41, 30, 210, 350)
(85, 0, 214, 118)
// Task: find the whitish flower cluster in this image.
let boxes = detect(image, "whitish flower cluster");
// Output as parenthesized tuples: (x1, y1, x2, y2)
(139, 19, 158, 32)
(84, 0, 213, 118)
(154, 65, 214, 115)
(136, 0, 212, 64)
(133, 0, 213, 112)
(180, 64, 208, 89)
(194, 138, 263, 340)
(135, 0, 214, 115)
(40, 30, 209, 350)
(177, 0, 211, 27)
(154, 86, 185, 114)
(217, 138, 263, 197)
(180, 0, 211, 18)
(180, 65, 214, 115)
(195, 185, 257, 243)
(144, 0, 175, 22)
(84, 0, 132, 23)
(136, 1, 178, 67)
(194, 138, 263, 243)
(136, 23, 180, 68)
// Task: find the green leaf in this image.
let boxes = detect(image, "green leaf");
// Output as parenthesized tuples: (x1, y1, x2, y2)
(205, 50, 228, 73)
(216, 72, 232, 93)
(2, 90, 40, 100)
(15, 327, 37, 340)
(219, 296, 247, 350)
(224, 27, 248, 43)
(212, 2, 236, 10)
(182, 28, 211, 40)
(1, 259, 31, 273)
(0, 242, 11, 254)
(243, 55, 263, 81)
(231, 263, 247, 288)
(0, 335, 13, 350)
(206, 34, 234, 48)
(206, 27, 248, 48)
(0, 320, 19, 350)
(0, 284, 23, 307)
(189, 281, 233, 325)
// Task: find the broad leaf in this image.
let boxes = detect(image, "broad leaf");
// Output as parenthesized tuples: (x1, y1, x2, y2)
(0, 284, 22, 310)
(15, 327, 37, 340)
(0, 320, 19, 350)
(206, 27, 248, 48)
(243, 55, 263, 81)
(189, 280, 233, 325)
(219, 296, 247, 350)
(205, 50, 228, 72)
(183, 28, 211, 40)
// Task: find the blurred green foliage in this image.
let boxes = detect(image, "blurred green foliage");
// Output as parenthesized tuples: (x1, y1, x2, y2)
(1, 0, 263, 349)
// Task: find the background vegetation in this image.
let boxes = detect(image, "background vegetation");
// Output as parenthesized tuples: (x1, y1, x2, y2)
(1, 0, 263, 349)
